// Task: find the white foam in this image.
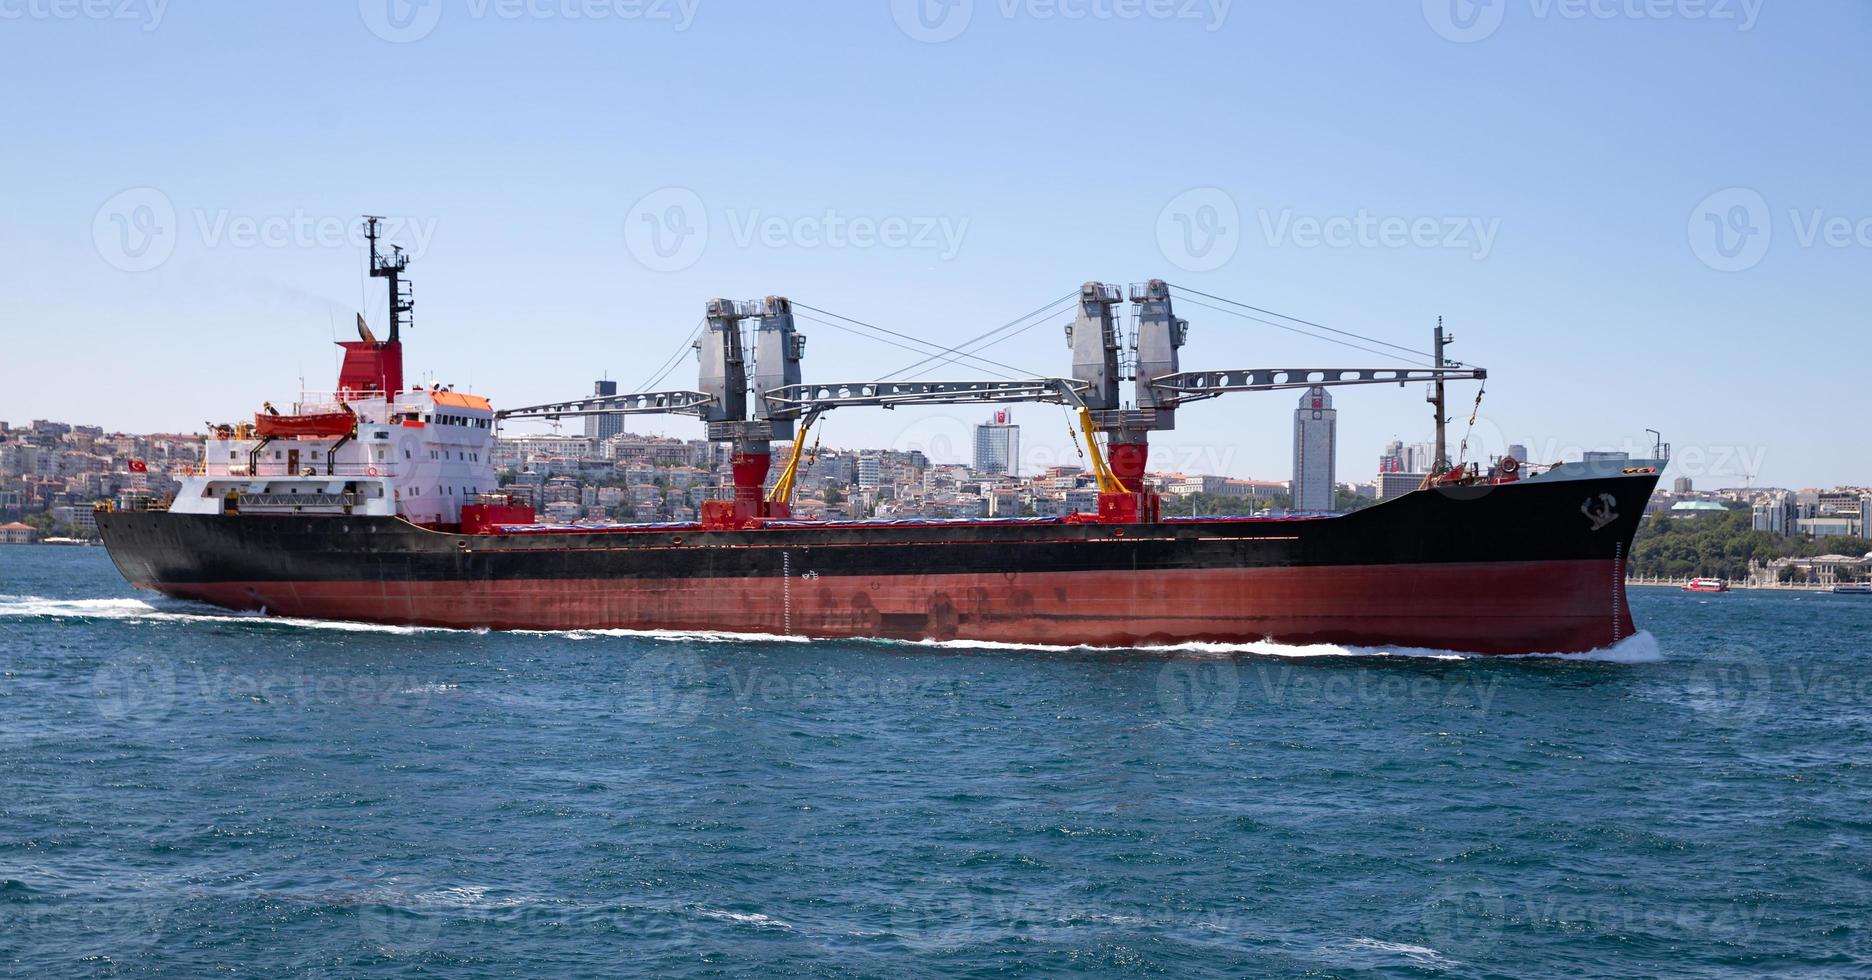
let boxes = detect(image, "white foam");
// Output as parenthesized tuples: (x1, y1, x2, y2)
(0, 594, 462, 636)
(412, 885, 534, 911)
(515, 627, 810, 645)
(0, 595, 164, 619)
(397, 682, 461, 695)
(689, 906, 791, 929)
(1343, 938, 1452, 965)
(1497, 630, 1663, 663)
(896, 632, 1660, 663)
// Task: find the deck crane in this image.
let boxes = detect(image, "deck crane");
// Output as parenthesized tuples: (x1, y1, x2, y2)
(498, 282, 1486, 528)
(498, 295, 809, 527)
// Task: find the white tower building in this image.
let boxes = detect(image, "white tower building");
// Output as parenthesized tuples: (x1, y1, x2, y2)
(1292, 386, 1337, 512)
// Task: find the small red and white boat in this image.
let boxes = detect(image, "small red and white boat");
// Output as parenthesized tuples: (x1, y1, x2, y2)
(1682, 577, 1729, 593)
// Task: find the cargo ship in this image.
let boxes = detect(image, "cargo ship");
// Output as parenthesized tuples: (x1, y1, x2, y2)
(97, 219, 1663, 655)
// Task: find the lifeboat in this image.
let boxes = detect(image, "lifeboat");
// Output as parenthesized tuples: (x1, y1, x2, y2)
(253, 411, 357, 439)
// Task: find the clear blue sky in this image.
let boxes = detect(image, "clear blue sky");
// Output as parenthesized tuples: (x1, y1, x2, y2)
(2, 0, 1866, 488)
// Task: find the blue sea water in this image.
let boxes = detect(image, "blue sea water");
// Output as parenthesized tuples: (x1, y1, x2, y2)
(1, 547, 1868, 978)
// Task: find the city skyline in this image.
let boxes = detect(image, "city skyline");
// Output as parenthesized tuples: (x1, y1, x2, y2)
(1, 4, 1865, 488)
(7, 411, 1859, 497)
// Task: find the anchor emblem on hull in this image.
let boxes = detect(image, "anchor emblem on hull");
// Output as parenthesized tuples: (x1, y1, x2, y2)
(1580, 493, 1619, 532)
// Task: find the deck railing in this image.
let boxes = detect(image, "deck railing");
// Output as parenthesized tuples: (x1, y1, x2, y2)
(201, 462, 395, 479)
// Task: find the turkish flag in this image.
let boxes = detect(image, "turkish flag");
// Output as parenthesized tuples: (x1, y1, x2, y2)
(128, 460, 148, 473)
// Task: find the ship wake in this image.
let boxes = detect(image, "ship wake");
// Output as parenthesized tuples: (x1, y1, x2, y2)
(898, 630, 1664, 664)
(0, 594, 469, 637)
(0, 594, 1664, 662)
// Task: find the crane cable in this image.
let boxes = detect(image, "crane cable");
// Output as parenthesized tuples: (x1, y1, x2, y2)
(792, 312, 1028, 382)
(876, 290, 1078, 382)
(1453, 382, 1488, 473)
(791, 301, 1042, 380)
(636, 318, 706, 393)
(1172, 295, 1426, 364)
(1164, 282, 1437, 362)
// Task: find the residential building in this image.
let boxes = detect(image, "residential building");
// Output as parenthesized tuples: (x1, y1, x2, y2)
(1753, 492, 1798, 535)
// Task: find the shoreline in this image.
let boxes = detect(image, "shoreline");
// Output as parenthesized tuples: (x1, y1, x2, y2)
(1627, 579, 1858, 594)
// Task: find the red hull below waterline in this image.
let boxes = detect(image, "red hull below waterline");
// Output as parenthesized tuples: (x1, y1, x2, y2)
(137, 560, 1635, 655)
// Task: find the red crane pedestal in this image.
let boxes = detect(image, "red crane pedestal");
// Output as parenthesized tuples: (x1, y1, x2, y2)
(1096, 440, 1161, 524)
(701, 451, 791, 529)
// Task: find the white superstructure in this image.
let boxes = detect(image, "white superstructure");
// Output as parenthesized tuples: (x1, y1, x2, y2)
(170, 386, 497, 526)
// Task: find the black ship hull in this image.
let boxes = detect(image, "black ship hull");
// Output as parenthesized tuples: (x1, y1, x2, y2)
(97, 470, 1657, 655)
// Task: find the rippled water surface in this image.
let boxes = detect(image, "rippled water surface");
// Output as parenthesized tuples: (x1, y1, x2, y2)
(2, 546, 1869, 977)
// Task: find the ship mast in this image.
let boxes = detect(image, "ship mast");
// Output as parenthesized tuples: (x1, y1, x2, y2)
(1429, 317, 1452, 474)
(365, 216, 412, 344)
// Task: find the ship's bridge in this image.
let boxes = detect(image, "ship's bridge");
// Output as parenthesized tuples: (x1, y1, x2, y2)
(173, 385, 498, 526)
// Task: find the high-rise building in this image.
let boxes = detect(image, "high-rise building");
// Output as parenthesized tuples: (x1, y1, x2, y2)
(857, 453, 882, 489)
(1673, 477, 1695, 494)
(1380, 440, 1438, 475)
(973, 410, 1020, 477)
(1377, 439, 1405, 474)
(1292, 387, 1336, 512)
(1753, 491, 1798, 535)
(584, 379, 622, 443)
